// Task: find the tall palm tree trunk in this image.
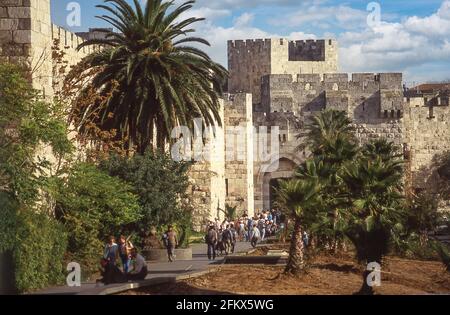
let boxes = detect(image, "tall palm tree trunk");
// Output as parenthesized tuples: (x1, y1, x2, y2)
(284, 219, 305, 275)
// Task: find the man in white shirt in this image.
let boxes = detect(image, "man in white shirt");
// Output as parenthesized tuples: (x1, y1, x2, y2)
(126, 248, 148, 281)
(250, 225, 261, 248)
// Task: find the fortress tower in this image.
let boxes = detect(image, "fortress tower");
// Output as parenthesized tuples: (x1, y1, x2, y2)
(228, 38, 338, 106)
(0, 0, 53, 96)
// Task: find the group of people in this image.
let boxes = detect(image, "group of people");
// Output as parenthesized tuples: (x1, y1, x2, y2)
(99, 226, 179, 285)
(204, 209, 286, 260)
(100, 235, 148, 284)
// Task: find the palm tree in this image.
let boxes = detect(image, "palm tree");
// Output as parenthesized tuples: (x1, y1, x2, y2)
(297, 110, 358, 251)
(276, 163, 323, 275)
(362, 138, 403, 163)
(341, 153, 404, 295)
(70, 0, 228, 153)
(298, 110, 356, 160)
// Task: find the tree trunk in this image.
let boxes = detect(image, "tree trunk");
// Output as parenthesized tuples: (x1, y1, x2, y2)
(358, 269, 375, 295)
(284, 219, 305, 275)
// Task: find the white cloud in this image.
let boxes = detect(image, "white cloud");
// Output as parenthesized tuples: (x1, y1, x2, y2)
(338, 1, 450, 83)
(177, 0, 450, 84)
(233, 13, 254, 27)
(269, 4, 367, 30)
(192, 13, 318, 67)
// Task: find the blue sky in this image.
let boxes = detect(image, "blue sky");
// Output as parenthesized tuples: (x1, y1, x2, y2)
(51, 0, 450, 84)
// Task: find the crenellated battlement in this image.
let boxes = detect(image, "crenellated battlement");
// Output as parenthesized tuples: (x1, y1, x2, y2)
(228, 37, 338, 105)
(260, 72, 405, 117)
(228, 38, 272, 49)
(51, 24, 99, 55)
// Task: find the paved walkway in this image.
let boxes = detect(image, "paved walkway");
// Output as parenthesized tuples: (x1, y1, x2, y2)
(34, 242, 254, 295)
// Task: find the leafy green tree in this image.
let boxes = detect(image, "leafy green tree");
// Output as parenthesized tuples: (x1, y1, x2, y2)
(50, 163, 141, 276)
(0, 62, 72, 293)
(0, 62, 73, 205)
(100, 151, 192, 237)
(276, 162, 323, 275)
(69, 0, 228, 153)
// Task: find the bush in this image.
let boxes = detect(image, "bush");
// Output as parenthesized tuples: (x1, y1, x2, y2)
(0, 192, 18, 253)
(14, 209, 68, 292)
(100, 151, 192, 236)
(0, 61, 72, 292)
(50, 163, 142, 278)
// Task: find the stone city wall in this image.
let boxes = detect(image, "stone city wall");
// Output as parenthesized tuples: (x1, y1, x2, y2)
(223, 93, 255, 217)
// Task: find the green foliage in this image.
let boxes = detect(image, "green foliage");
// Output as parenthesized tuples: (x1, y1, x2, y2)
(341, 152, 405, 263)
(100, 151, 192, 232)
(0, 192, 18, 253)
(222, 204, 237, 221)
(0, 62, 73, 292)
(70, 0, 228, 153)
(0, 62, 73, 205)
(298, 110, 358, 161)
(14, 209, 68, 292)
(295, 110, 359, 249)
(432, 241, 450, 271)
(276, 162, 323, 225)
(50, 163, 141, 276)
(406, 192, 441, 235)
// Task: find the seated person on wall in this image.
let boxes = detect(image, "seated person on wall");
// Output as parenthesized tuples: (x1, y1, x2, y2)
(99, 258, 127, 285)
(127, 248, 148, 281)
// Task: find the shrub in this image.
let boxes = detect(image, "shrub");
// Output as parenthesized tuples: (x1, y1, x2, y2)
(0, 62, 72, 292)
(100, 151, 192, 236)
(13, 209, 68, 292)
(0, 192, 18, 253)
(50, 163, 142, 278)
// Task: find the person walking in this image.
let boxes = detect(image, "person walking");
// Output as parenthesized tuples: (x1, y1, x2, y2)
(250, 225, 260, 248)
(164, 225, 178, 262)
(247, 216, 253, 242)
(258, 215, 266, 241)
(229, 223, 237, 253)
(206, 225, 218, 260)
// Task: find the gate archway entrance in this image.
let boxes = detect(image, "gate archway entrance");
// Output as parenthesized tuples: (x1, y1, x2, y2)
(260, 157, 299, 211)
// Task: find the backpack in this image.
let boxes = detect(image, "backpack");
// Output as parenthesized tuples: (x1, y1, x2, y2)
(258, 219, 265, 230)
(206, 230, 217, 244)
(222, 229, 232, 242)
(162, 233, 169, 248)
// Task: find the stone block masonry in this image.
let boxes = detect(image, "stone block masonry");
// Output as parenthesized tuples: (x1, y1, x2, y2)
(228, 38, 338, 106)
(0, 0, 102, 97)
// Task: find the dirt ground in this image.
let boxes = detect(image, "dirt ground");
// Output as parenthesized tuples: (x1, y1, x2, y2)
(122, 251, 450, 295)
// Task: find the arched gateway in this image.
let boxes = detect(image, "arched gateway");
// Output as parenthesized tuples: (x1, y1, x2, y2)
(254, 154, 305, 211)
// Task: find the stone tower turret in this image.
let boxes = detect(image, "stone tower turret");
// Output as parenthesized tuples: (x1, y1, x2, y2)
(0, 0, 53, 97)
(228, 38, 338, 106)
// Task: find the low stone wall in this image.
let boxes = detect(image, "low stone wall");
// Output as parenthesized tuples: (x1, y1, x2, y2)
(143, 248, 193, 262)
